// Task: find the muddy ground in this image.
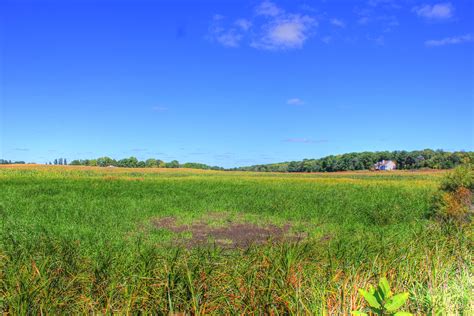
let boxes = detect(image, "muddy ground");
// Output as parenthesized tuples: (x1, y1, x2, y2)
(152, 213, 308, 248)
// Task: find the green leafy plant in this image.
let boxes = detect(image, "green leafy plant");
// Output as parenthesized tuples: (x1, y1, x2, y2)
(352, 277, 412, 316)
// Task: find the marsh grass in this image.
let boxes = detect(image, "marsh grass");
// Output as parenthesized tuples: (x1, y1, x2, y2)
(0, 166, 471, 314)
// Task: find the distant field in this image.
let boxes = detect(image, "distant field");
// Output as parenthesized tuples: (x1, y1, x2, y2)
(0, 165, 471, 314)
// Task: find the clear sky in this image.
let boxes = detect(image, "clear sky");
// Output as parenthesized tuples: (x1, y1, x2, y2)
(2, 0, 473, 167)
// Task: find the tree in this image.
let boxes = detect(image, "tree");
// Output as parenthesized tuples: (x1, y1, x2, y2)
(128, 157, 139, 168)
(235, 149, 474, 172)
(97, 157, 116, 167)
(166, 160, 180, 168)
(117, 157, 138, 168)
(145, 158, 158, 168)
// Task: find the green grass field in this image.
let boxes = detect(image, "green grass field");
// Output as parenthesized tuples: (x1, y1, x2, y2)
(0, 166, 471, 314)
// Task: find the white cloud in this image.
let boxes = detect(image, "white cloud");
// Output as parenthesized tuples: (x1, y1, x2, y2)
(413, 3, 454, 20)
(425, 34, 473, 47)
(209, 1, 317, 50)
(235, 18, 252, 31)
(252, 14, 316, 50)
(287, 98, 305, 105)
(255, 1, 282, 17)
(330, 18, 345, 28)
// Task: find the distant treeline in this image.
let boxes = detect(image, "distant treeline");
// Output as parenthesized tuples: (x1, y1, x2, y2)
(69, 157, 224, 170)
(3, 149, 472, 172)
(0, 159, 26, 165)
(234, 150, 474, 172)
(47, 158, 68, 165)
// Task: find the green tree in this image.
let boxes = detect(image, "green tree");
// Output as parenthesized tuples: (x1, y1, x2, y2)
(145, 158, 158, 168)
(97, 157, 116, 167)
(166, 160, 180, 168)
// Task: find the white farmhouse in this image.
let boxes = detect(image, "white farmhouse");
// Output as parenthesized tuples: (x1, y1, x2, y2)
(374, 160, 396, 171)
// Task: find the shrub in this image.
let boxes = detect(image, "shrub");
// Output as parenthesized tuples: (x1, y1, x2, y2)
(440, 164, 474, 192)
(433, 165, 473, 223)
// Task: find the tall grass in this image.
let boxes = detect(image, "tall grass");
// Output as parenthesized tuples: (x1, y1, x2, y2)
(0, 166, 471, 314)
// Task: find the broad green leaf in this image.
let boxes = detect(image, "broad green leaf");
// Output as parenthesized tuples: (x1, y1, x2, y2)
(378, 277, 392, 299)
(351, 312, 368, 316)
(358, 289, 381, 309)
(385, 292, 409, 312)
(374, 289, 384, 305)
(393, 312, 413, 316)
(368, 285, 375, 295)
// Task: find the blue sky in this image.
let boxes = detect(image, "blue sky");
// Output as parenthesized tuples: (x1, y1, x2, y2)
(2, 0, 473, 167)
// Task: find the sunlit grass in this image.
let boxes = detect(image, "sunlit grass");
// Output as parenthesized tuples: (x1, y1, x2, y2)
(0, 166, 471, 314)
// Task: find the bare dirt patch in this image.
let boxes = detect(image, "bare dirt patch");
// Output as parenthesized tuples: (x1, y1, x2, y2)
(151, 213, 307, 248)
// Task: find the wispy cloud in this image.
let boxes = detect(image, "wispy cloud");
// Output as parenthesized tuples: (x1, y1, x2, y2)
(354, 1, 399, 35)
(413, 3, 454, 20)
(425, 34, 473, 47)
(283, 138, 327, 144)
(214, 152, 234, 159)
(356, 10, 398, 31)
(235, 18, 252, 31)
(321, 36, 332, 44)
(286, 98, 305, 106)
(368, 35, 385, 46)
(216, 31, 243, 47)
(255, 0, 282, 17)
(357, 13, 370, 25)
(13, 148, 29, 151)
(209, 1, 317, 51)
(367, 0, 400, 9)
(152, 106, 168, 112)
(330, 18, 345, 28)
(208, 15, 244, 47)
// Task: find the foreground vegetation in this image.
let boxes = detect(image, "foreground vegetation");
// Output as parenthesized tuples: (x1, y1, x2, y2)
(0, 166, 472, 314)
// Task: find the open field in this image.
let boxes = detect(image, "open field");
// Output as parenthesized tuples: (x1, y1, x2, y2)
(0, 165, 471, 314)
